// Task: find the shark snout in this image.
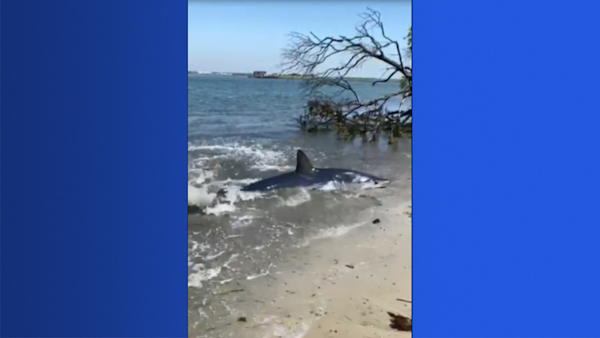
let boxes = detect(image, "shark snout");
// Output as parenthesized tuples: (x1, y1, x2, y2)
(373, 178, 391, 188)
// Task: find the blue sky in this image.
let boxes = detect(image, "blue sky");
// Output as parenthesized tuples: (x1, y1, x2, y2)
(188, 1, 412, 78)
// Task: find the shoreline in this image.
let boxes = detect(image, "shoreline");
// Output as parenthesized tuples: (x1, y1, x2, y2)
(233, 188, 413, 338)
(187, 152, 412, 338)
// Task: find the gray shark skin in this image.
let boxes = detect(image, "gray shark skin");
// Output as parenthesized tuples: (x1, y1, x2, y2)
(240, 150, 390, 192)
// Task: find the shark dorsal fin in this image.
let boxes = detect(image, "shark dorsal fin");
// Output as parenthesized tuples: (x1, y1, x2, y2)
(296, 150, 314, 174)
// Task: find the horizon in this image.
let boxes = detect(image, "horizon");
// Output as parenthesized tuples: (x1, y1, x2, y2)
(188, 1, 412, 79)
(187, 71, 401, 80)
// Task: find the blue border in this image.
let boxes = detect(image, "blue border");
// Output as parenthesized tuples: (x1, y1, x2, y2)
(4, 0, 600, 337)
(1, 0, 188, 336)
(416, 0, 600, 336)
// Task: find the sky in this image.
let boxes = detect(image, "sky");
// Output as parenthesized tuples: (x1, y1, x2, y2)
(188, 1, 412, 78)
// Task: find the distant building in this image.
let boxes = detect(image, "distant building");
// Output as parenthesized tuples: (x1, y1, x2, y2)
(252, 71, 267, 78)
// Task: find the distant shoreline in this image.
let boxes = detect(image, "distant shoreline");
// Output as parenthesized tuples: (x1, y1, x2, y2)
(187, 72, 400, 83)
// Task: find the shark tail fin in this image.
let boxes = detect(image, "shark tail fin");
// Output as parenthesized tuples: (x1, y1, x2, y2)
(296, 150, 314, 174)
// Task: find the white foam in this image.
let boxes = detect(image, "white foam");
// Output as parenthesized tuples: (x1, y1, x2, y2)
(188, 184, 215, 207)
(231, 215, 255, 228)
(254, 315, 312, 338)
(246, 262, 274, 280)
(192, 168, 214, 185)
(222, 253, 239, 271)
(213, 183, 263, 202)
(255, 164, 293, 171)
(188, 142, 292, 172)
(196, 183, 274, 217)
(187, 141, 321, 216)
(189, 240, 210, 254)
(296, 222, 366, 248)
(278, 189, 312, 207)
(188, 264, 221, 288)
(204, 203, 236, 216)
(187, 174, 269, 216)
(313, 222, 365, 239)
(205, 250, 227, 261)
(272, 322, 311, 338)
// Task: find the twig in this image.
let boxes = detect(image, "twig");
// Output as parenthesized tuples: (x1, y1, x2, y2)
(396, 298, 412, 303)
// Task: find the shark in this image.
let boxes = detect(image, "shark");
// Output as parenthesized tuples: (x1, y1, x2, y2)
(240, 150, 390, 192)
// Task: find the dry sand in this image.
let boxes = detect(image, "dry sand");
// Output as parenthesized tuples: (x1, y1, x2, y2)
(304, 202, 412, 338)
(244, 193, 412, 338)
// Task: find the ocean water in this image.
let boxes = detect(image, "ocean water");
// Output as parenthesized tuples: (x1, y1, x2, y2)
(187, 75, 411, 337)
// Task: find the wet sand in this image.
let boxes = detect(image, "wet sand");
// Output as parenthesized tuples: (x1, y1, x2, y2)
(233, 192, 412, 338)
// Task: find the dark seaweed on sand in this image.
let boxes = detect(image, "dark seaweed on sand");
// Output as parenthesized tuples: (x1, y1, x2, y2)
(387, 312, 412, 332)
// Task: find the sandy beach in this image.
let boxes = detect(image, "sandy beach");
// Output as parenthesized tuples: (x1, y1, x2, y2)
(232, 190, 412, 338)
(187, 138, 412, 338)
(302, 201, 412, 338)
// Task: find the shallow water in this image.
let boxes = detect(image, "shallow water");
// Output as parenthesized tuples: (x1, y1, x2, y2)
(188, 75, 411, 337)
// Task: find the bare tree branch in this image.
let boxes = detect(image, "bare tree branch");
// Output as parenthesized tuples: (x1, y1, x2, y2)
(280, 8, 412, 143)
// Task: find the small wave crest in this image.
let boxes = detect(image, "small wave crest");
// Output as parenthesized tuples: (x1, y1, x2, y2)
(276, 189, 312, 207)
(188, 141, 294, 172)
(188, 236, 241, 289)
(188, 264, 221, 289)
(296, 222, 367, 248)
(188, 140, 302, 215)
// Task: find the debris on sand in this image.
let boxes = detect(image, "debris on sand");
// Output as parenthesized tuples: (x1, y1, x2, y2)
(372, 218, 381, 224)
(345, 264, 355, 269)
(404, 205, 412, 218)
(387, 312, 412, 331)
(237, 317, 247, 322)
